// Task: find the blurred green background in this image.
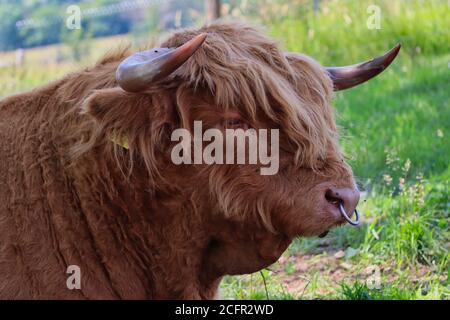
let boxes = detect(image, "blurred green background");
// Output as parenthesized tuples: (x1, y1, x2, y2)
(0, 0, 448, 299)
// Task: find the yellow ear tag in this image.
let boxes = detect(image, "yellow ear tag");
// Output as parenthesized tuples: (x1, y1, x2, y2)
(110, 134, 129, 150)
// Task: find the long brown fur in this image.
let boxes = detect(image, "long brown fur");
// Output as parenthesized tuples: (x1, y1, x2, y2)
(0, 22, 355, 299)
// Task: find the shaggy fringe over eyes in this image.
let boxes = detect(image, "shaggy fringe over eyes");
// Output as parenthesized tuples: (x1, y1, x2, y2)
(162, 22, 338, 170)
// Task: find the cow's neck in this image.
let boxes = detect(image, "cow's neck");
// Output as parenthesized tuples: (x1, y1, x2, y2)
(71, 153, 220, 299)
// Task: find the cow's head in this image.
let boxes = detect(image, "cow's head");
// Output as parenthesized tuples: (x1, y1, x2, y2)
(82, 23, 399, 278)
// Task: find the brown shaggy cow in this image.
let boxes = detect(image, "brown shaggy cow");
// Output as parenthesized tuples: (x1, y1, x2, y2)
(0, 22, 399, 299)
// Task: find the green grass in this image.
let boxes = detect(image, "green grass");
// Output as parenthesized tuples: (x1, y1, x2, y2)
(337, 54, 449, 185)
(339, 279, 448, 300)
(268, 0, 450, 64)
(0, 0, 448, 300)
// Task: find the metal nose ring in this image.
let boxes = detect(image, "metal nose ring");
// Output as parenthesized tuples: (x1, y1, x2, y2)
(339, 203, 360, 226)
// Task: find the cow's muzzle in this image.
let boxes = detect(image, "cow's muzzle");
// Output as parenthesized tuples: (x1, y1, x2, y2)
(325, 187, 361, 227)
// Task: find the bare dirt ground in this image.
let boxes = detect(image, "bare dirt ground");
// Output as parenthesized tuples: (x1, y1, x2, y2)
(271, 246, 442, 299)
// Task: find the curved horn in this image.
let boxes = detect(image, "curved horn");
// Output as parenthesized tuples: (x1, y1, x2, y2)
(116, 33, 207, 92)
(326, 44, 401, 91)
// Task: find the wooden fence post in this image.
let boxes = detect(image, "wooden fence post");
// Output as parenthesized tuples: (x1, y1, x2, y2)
(205, 0, 221, 23)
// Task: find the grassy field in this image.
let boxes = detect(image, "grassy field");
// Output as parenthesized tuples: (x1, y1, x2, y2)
(0, 0, 448, 300)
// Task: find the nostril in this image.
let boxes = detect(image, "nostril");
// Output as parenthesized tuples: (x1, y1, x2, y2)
(325, 187, 360, 209)
(325, 189, 341, 206)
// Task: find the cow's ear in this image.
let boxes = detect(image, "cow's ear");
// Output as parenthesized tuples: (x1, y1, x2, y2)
(80, 87, 174, 181)
(81, 87, 175, 154)
(82, 88, 147, 124)
(81, 88, 155, 152)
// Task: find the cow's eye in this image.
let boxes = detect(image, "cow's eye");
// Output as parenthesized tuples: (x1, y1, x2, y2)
(223, 119, 248, 130)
